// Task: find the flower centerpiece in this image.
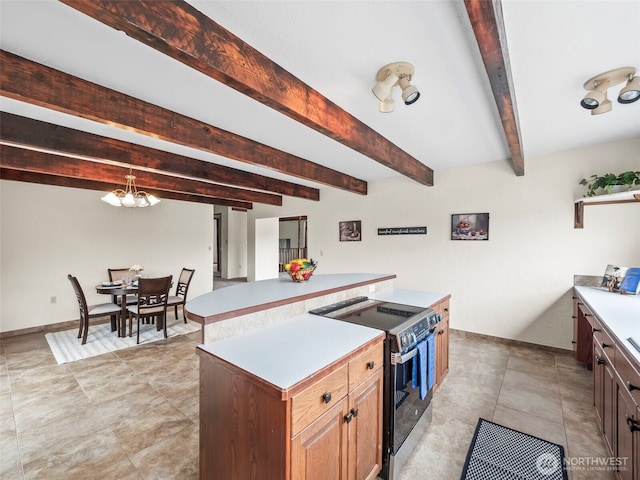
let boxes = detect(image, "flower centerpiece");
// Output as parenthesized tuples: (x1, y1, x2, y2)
(129, 264, 144, 279)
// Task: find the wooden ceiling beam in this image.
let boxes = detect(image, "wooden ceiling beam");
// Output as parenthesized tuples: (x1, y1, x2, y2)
(58, 0, 433, 186)
(0, 49, 366, 195)
(0, 112, 319, 201)
(0, 145, 282, 206)
(464, 0, 525, 176)
(0, 168, 252, 209)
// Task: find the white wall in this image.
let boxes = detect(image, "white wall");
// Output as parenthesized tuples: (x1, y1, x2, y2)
(248, 138, 640, 350)
(218, 207, 247, 280)
(0, 181, 214, 333)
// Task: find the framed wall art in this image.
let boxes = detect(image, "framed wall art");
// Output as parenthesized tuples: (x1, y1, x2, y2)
(339, 220, 361, 242)
(451, 213, 489, 240)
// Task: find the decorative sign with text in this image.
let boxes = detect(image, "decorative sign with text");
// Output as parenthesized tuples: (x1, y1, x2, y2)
(377, 226, 427, 236)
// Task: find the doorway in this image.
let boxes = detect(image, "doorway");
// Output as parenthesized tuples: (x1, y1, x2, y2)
(278, 216, 307, 271)
(213, 213, 221, 277)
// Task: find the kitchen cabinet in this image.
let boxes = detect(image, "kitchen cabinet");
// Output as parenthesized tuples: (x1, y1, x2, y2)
(616, 346, 640, 480)
(574, 297, 595, 367)
(431, 297, 450, 392)
(291, 343, 383, 480)
(573, 287, 640, 480)
(594, 338, 616, 453)
(198, 332, 383, 480)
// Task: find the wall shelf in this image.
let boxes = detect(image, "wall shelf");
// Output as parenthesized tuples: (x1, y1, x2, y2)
(574, 190, 640, 228)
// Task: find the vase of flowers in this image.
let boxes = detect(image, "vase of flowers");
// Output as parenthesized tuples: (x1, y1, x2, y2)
(129, 264, 144, 279)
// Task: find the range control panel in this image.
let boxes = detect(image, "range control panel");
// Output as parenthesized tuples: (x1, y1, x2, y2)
(393, 310, 441, 354)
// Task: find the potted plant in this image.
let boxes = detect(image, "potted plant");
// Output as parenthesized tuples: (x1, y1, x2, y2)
(579, 171, 640, 197)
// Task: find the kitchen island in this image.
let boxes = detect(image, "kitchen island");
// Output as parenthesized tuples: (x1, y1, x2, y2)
(197, 314, 386, 479)
(186, 272, 396, 343)
(193, 275, 451, 480)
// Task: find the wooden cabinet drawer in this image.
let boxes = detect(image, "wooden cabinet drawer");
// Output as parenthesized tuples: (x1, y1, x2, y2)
(616, 346, 640, 407)
(349, 341, 384, 390)
(578, 303, 596, 330)
(593, 325, 615, 362)
(291, 364, 349, 437)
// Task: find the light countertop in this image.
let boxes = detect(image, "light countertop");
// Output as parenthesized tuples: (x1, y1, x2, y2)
(370, 288, 450, 309)
(575, 286, 640, 363)
(196, 286, 450, 392)
(186, 272, 395, 324)
(197, 314, 384, 393)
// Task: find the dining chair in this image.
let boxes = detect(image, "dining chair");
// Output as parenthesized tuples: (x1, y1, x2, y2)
(126, 275, 173, 344)
(67, 274, 122, 345)
(166, 268, 195, 322)
(107, 267, 138, 304)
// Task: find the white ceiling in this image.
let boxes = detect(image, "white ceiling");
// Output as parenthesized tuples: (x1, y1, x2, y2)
(1, 0, 639, 191)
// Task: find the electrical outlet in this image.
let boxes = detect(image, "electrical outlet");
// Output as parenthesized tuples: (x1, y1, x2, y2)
(50, 296, 57, 304)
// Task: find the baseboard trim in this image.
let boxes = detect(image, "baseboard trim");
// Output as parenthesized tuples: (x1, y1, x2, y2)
(0, 318, 111, 340)
(450, 328, 573, 355)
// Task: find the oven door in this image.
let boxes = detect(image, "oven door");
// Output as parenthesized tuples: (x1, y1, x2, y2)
(391, 346, 433, 454)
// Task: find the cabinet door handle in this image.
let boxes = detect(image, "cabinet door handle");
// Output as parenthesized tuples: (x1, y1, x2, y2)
(351, 407, 359, 417)
(628, 382, 639, 392)
(438, 329, 445, 335)
(571, 340, 577, 344)
(592, 327, 601, 333)
(344, 412, 353, 424)
(627, 416, 639, 433)
(602, 342, 611, 349)
(596, 356, 604, 366)
(366, 361, 375, 370)
(322, 392, 332, 404)
(584, 313, 592, 317)
(444, 308, 449, 312)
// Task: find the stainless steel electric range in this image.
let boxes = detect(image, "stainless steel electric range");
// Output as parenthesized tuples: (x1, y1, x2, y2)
(310, 296, 441, 480)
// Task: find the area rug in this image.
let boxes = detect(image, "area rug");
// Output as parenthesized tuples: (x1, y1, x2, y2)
(45, 320, 201, 365)
(461, 418, 568, 480)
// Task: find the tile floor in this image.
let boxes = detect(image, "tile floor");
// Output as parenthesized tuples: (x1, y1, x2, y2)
(1, 326, 615, 480)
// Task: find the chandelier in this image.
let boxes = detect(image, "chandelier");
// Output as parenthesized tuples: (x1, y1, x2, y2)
(101, 168, 160, 208)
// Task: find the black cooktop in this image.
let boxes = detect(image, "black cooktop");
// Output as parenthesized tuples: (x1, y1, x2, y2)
(309, 296, 426, 332)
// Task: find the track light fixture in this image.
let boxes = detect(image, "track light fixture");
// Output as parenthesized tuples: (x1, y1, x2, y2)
(372, 62, 420, 113)
(581, 67, 640, 115)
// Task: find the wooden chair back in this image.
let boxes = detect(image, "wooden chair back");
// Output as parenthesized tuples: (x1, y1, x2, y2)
(137, 275, 173, 312)
(68, 274, 89, 320)
(108, 268, 136, 282)
(175, 268, 195, 299)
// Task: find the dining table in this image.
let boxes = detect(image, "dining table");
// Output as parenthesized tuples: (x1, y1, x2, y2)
(95, 283, 138, 337)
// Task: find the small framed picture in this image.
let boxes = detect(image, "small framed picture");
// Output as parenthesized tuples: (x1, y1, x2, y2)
(339, 220, 362, 242)
(451, 213, 489, 240)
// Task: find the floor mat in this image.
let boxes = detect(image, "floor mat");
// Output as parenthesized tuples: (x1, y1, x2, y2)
(45, 320, 200, 364)
(461, 418, 568, 480)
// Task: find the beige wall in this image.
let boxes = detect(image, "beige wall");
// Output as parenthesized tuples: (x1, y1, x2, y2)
(248, 138, 640, 350)
(2, 138, 638, 345)
(0, 182, 214, 333)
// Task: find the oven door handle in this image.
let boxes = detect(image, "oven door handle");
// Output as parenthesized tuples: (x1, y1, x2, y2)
(391, 347, 418, 365)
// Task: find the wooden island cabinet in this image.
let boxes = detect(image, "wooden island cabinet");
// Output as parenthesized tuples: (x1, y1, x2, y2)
(573, 286, 640, 480)
(430, 297, 450, 392)
(197, 315, 384, 480)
